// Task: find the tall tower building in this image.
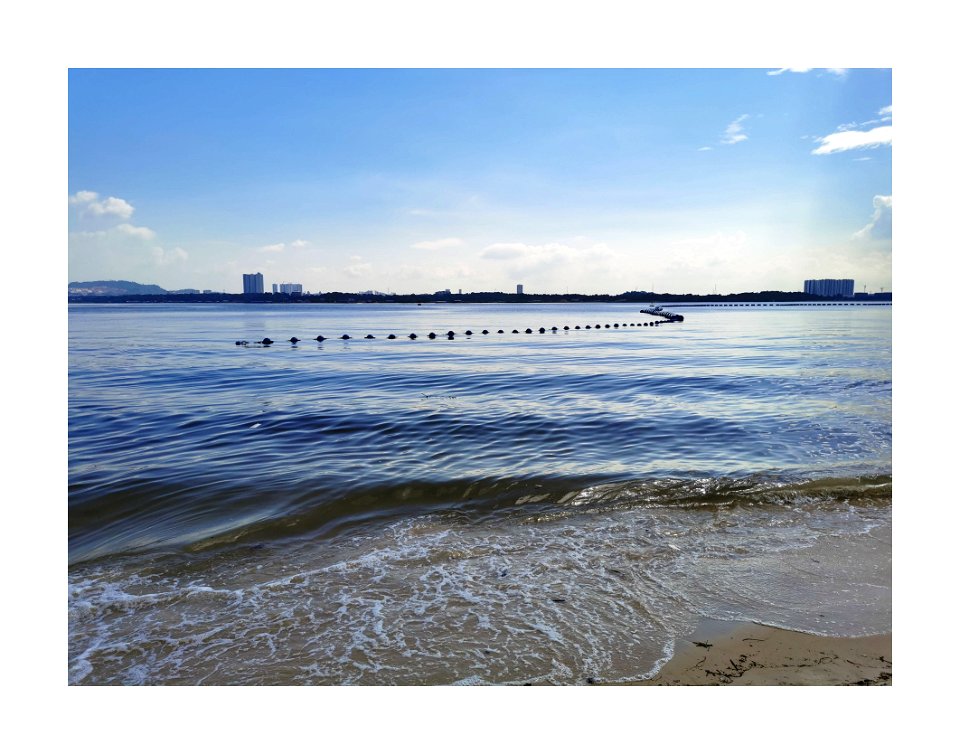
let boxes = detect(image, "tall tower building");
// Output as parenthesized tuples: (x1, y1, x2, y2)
(517, 284, 524, 295)
(243, 273, 264, 294)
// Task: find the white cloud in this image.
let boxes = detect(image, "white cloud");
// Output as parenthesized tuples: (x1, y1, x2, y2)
(69, 190, 99, 205)
(721, 115, 749, 145)
(151, 246, 189, 265)
(481, 241, 617, 274)
(260, 243, 285, 253)
(116, 223, 156, 240)
(71, 190, 136, 219)
(291, 239, 309, 248)
(697, 146, 713, 152)
(344, 262, 372, 277)
(853, 195, 892, 240)
(767, 68, 847, 77)
(879, 105, 892, 116)
(812, 125, 892, 155)
(411, 237, 465, 251)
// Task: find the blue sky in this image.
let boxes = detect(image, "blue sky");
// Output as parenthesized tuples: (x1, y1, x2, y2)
(68, 68, 891, 294)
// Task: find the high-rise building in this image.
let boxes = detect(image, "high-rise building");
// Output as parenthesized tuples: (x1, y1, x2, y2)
(243, 272, 264, 294)
(276, 282, 303, 295)
(803, 279, 854, 298)
(517, 284, 524, 295)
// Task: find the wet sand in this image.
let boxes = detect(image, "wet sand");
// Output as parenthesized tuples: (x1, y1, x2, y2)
(637, 619, 891, 686)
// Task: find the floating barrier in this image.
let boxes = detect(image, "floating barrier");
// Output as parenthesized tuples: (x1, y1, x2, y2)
(237, 315, 686, 346)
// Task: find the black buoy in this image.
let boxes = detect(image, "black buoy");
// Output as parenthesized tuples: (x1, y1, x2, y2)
(595, 324, 600, 329)
(409, 333, 417, 339)
(538, 327, 545, 333)
(551, 326, 558, 331)
(260, 338, 273, 345)
(465, 330, 473, 336)
(482, 330, 489, 335)
(235, 340, 248, 346)
(497, 329, 504, 334)
(512, 329, 519, 334)
(428, 332, 437, 339)
(585, 325, 592, 329)
(315, 335, 326, 342)
(340, 334, 351, 340)
(525, 328, 533, 334)
(364, 334, 375, 339)
(575, 325, 581, 330)
(563, 326, 569, 330)
(447, 331, 455, 337)
(605, 324, 610, 328)
(387, 334, 397, 339)
(447, 333, 454, 340)
(289, 336, 300, 343)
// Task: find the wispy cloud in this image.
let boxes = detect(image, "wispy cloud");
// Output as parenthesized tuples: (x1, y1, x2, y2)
(721, 115, 749, 145)
(812, 125, 892, 155)
(260, 242, 285, 253)
(411, 237, 465, 251)
(767, 68, 848, 77)
(697, 146, 713, 152)
(290, 239, 309, 248)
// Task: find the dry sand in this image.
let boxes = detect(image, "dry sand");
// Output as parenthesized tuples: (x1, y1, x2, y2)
(636, 618, 891, 686)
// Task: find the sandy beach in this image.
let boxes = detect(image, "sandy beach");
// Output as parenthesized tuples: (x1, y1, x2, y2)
(637, 619, 891, 686)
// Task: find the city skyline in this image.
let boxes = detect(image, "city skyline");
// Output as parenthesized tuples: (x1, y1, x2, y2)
(68, 69, 892, 295)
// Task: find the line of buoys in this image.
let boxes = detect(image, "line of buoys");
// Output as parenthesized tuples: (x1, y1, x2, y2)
(237, 318, 685, 345)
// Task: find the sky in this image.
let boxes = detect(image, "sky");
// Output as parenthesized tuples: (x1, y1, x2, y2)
(68, 68, 892, 295)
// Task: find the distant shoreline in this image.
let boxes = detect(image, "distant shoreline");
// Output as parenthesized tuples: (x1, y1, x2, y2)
(68, 292, 893, 305)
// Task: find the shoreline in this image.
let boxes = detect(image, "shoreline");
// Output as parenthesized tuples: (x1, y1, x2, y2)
(636, 618, 891, 686)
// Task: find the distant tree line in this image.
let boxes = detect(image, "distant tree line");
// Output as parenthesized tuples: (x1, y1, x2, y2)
(69, 289, 892, 304)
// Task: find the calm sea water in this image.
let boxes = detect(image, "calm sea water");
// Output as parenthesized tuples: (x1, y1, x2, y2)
(68, 302, 891, 685)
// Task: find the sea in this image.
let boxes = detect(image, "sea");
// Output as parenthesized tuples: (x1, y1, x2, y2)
(68, 302, 892, 685)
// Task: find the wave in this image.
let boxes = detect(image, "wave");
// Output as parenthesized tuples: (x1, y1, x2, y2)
(69, 471, 891, 565)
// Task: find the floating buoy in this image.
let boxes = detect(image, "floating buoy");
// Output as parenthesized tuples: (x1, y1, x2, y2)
(563, 326, 569, 330)
(447, 334, 454, 340)
(585, 325, 592, 329)
(315, 335, 326, 342)
(538, 327, 545, 333)
(497, 329, 504, 334)
(613, 324, 619, 328)
(575, 325, 581, 329)
(447, 331, 455, 337)
(512, 329, 519, 334)
(605, 324, 610, 328)
(235, 340, 248, 346)
(482, 330, 489, 335)
(428, 332, 437, 339)
(289, 336, 300, 343)
(551, 327, 558, 331)
(387, 334, 397, 340)
(364, 334, 375, 339)
(409, 333, 417, 339)
(340, 334, 351, 340)
(525, 328, 533, 334)
(260, 338, 273, 345)
(465, 330, 473, 335)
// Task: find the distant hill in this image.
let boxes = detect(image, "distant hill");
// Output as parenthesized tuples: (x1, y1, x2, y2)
(68, 280, 168, 296)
